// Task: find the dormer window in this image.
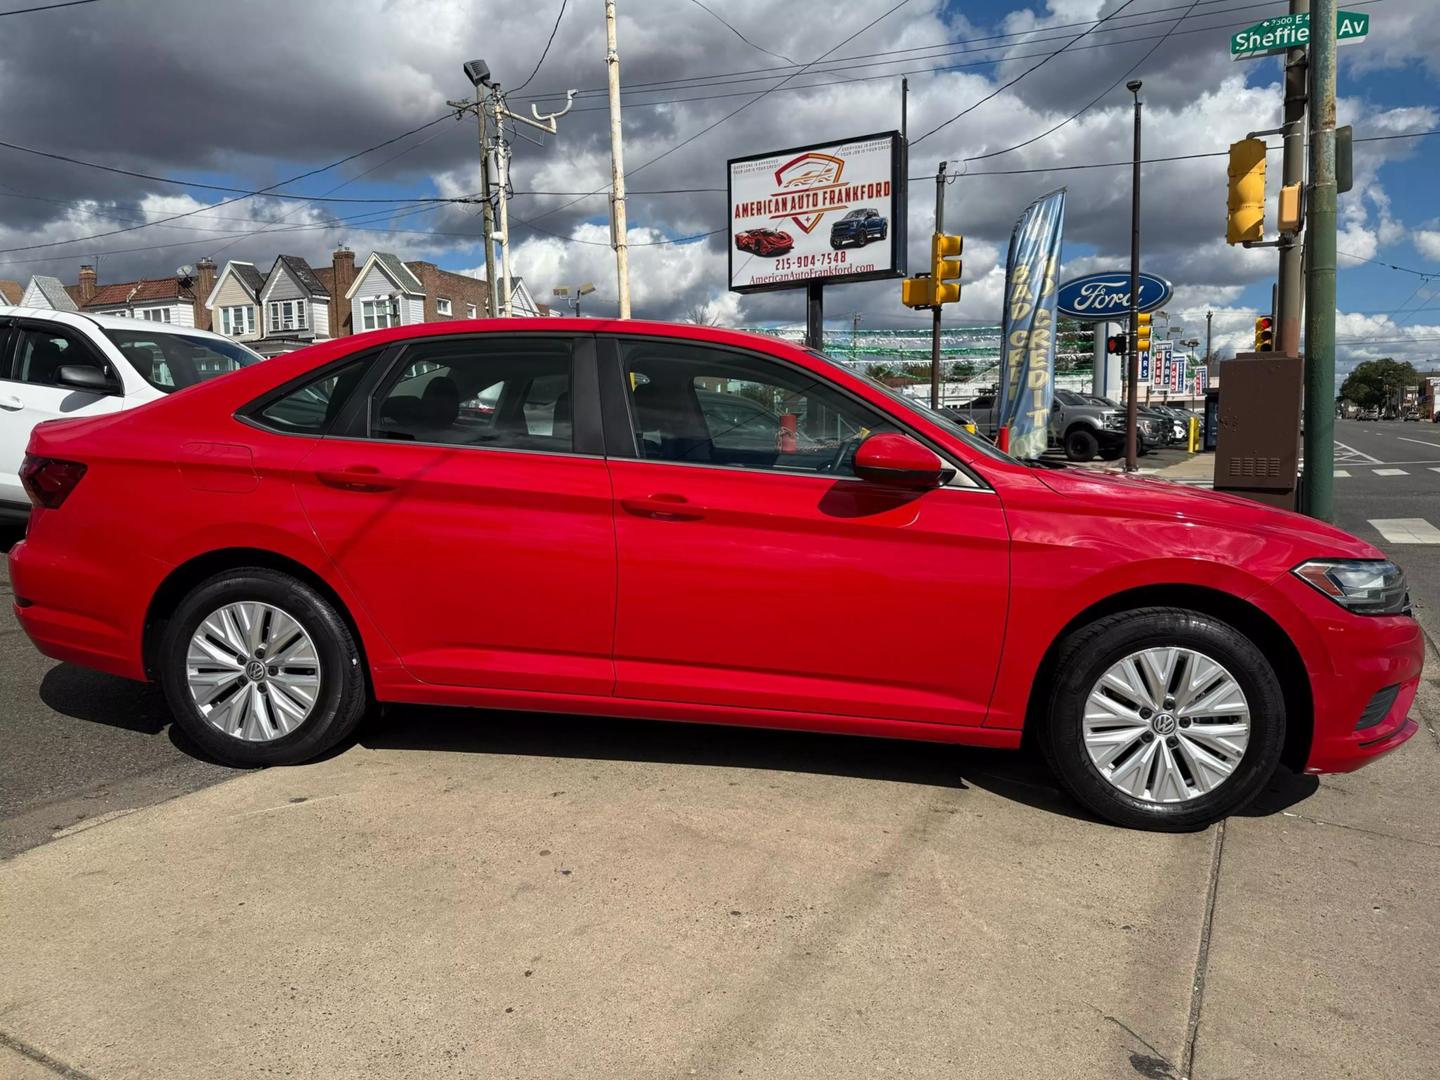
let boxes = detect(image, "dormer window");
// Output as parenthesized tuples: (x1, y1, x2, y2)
(268, 299, 308, 333)
(361, 297, 400, 330)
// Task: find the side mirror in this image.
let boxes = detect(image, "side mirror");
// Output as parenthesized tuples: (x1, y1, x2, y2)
(57, 364, 115, 394)
(853, 432, 955, 490)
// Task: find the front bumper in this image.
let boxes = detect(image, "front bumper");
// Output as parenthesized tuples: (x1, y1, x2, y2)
(1254, 573, 1425, 774)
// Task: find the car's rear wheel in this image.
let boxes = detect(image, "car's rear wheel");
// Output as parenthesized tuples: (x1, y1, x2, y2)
(1063, 426, 1100, 461)
(1039, 607, 1286, 831)
(159, 569, 368, 767)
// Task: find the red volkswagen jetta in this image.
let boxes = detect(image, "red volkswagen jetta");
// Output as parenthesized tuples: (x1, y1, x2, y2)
(9, 321, 1423, 830)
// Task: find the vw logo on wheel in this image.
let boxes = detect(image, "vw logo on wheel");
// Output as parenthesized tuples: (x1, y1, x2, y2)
(1152, 713, 1178, 736)
(244, 659, 267, 682)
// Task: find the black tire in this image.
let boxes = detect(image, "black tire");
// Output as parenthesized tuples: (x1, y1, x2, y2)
(1063, 426, 1100, 461)
(159, 568, 369, 767)
(1038, 607, 1286, 831)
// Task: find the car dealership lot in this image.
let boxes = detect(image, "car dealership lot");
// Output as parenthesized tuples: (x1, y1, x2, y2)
(2, 532, 1438, 1079)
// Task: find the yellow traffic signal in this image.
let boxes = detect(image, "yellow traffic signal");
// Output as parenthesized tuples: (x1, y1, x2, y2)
(901, 275, 934, 309)
(1227, 137, 1266, 245)
(1254, 316, 1274, 352)
(931, 233, 964, 305)
(1135, 312, 1152, 353)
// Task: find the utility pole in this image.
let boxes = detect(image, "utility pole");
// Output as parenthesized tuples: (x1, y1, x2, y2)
(605, 0, 632, 318)
(931, 161, 947, 409)
(1302, 0, 1338, 520)
(459, 65, 500, 317)
(1125, 80, 1144, 471)
(1277, 0, 1309, 355)
(493, 95, 514, 319)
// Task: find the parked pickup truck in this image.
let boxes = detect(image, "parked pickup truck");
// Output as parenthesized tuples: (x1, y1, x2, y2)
(961, 389, 1134, 461)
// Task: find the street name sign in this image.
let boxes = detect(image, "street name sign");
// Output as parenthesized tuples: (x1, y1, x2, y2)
(1232, 11, 1370, 60)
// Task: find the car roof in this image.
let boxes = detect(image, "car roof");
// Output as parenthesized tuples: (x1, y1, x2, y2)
(0, 304, 249, 347)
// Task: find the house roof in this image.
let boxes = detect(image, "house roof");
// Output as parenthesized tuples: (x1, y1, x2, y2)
(233, 262, 266, 296)
(313, 266, 335, 296)
(29, 275, 80, 311)
(85, 278, 194, 308)
(0, 280, 22, 305)
(275, 255, 329, 298)
(377, 253, 424, 293)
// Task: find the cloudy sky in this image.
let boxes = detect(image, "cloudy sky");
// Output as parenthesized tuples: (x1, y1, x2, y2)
(0, 0, 1436, 370)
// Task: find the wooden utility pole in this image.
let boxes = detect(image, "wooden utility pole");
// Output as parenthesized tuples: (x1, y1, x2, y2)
(605, 0, 632, 318)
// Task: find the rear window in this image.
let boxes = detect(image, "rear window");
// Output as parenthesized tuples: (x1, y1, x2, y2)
(103, 327, 259, 392)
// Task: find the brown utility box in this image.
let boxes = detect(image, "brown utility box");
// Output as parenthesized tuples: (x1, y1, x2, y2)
(1214, 353, 1303, 510)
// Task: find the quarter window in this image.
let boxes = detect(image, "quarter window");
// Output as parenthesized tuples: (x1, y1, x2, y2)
(620, 341, 896, 476)
(254, 356, 371, 435)
(371, 337, 574, 453)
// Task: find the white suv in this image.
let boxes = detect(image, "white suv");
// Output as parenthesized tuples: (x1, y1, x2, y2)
(0, 307, 262, 519)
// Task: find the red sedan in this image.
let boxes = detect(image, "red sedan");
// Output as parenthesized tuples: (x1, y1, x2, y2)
(9, 321, 1423, 830)
(734, 228, 794, 257)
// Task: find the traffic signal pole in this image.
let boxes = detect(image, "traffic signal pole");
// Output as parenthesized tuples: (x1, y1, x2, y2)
(931, 162, 946, 409)
(1277, 0, 1308, 355)
(1125, 81, 1143, 472)
(1301, 0, 1338, 520)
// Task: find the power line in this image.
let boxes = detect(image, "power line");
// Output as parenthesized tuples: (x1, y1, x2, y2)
(0, 115, 462, 256)
(913, 0, 1144, 145)
(511, 0, 569, 94)
(0, 0, 101, 15)
(684, 0, 796, 66)
(965, 0, 1204, 164)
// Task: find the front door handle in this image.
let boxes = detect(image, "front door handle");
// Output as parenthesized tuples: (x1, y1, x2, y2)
(0, 394, 24, 411)
(314, 466, 400, 493)
(620, 494, 706, 521)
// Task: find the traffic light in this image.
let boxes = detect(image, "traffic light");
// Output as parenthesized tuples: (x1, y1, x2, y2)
(1278, 182, 1303, 234)
(1227, 137, 1266, 245)
(1254, 316, 1274, 352)
(931, 232, 964, 305)
(901, 275, 934, 309)
(1105, 334, 1128, 355)
(1135, 312, 1152, 353)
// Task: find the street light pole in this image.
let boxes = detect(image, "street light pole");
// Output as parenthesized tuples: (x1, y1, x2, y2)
(1125, 80, 1143, 472)
(1302, 0, 1338, 520)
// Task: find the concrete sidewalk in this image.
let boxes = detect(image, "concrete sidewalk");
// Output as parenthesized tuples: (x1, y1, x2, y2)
(3, 669, 1437, 1079)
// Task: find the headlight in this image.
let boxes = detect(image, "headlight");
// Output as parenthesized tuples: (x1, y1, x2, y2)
(1103, 414, 1124, 430)
(1293, 560, 1410, 615)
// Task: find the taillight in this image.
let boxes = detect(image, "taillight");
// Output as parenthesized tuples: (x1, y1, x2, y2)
(19, 456, 87, 509)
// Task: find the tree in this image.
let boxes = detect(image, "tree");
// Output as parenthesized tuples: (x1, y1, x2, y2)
(1339, 358, 1418, 408)
(685, 304, 721, 326)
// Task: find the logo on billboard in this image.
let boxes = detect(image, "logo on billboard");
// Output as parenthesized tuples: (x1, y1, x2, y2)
(1056, 271, 1174, 320)
(772, 152, 845, 234)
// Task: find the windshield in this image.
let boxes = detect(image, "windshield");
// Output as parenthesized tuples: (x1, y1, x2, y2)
(103, 327, 260, 392)
(804, 349, 1017, 464)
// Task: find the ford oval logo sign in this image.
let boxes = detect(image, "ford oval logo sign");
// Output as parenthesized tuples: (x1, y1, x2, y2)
(1056, 271, 1173, 320)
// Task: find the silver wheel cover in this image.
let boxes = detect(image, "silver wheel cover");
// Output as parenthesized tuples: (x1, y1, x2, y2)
(186, 601, 322, 742)
(1083, 647, 1251, 804)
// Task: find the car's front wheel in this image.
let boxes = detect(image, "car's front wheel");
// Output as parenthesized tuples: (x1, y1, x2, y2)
(1039, 607, 1286, 830)
(1063, 426, 1100, 461)
(159, 568, 369, 767)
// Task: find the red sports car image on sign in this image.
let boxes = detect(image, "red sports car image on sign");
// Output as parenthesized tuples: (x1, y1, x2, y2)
(734, 228, 794, 257)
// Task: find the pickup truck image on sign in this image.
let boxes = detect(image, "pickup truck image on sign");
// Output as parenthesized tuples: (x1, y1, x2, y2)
(829, 208, 888, 248)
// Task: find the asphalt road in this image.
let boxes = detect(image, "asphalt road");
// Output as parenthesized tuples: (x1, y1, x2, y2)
(2, 426, 1434, 859)
(1327, 418, 1440, 643)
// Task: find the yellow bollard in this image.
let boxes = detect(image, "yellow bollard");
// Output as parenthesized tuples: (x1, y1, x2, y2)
(1187, 415, 1200, 453)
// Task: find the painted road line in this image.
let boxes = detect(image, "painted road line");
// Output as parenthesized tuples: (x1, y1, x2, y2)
(1334, 469, 1351, 478)
(1372, 469, 1409, 476)
(1368, 519, 1440, 544)
(1334, 440, 1382, 463)
(1398, 436, 1440, 450)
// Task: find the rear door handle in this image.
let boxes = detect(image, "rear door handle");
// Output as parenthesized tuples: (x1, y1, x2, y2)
(0, 395, 24, 411)
(314, 466, 400, 493)
(620, 494, 706, 521)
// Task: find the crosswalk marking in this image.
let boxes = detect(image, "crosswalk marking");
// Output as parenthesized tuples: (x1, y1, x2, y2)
(1334, 469, 1351, 478)
(1373, 468, 1408, 476)
(1334, 440, 1382, 464)
(1368, 519, 1440, 544)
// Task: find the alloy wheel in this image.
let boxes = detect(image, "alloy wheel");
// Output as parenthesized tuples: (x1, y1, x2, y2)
(185, 601, 322, 742)
(1082, 647, 1251, 803)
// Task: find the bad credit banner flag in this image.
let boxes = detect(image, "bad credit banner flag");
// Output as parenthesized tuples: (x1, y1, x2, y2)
(997, 189, 1066, 460)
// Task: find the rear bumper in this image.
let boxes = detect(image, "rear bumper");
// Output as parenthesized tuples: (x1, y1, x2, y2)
(9, 535, 148, 681)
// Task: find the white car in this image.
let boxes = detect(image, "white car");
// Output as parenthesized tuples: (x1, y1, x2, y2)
(0, 307, 262, 519)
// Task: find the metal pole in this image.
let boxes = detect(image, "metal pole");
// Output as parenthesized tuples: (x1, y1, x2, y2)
(1277, 0, 1309, 356)
(931, 161, 946, 409)
(805, 281, 823, 351)
(901, 77, 909, 141)
(1302, 0, 1337, 520)
(476, 84, 500, 317)
(1205, 309, 1213, 372)
(605, 0, 632, 318)
(494, 90, 514, 318)
(1125, 81, 1143, 471)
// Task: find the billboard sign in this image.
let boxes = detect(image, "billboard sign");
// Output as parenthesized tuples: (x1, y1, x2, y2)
(727, 131, 906, 294)
(1055, 271, 1173, 321)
